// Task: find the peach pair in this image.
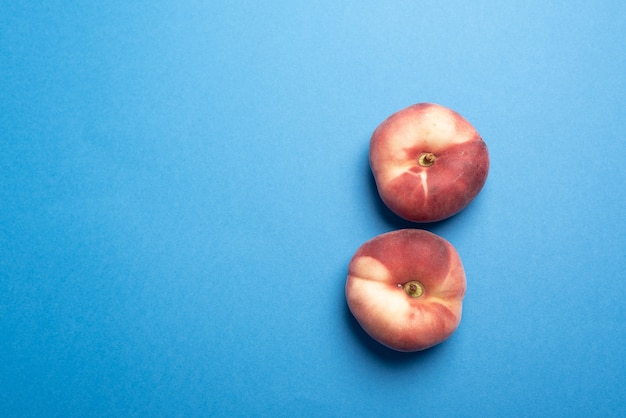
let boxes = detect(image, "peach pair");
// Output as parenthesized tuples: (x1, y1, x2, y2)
(347, 104, 489, 351)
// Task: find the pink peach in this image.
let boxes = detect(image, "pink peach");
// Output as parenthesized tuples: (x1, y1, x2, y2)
(346, 229, 466, 352)
(370, 103, 489, 223)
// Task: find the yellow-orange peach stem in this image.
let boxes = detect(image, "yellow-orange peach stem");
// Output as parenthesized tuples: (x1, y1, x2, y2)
(418, 152, 436, 167)
(402, 280, 425, 298)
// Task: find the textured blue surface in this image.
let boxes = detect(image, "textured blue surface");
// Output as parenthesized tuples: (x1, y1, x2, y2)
(2, 1, 625, 417)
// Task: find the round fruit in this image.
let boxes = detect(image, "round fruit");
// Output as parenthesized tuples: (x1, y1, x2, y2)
(346, 229, 466, 352)
(370, 103, 489, 223)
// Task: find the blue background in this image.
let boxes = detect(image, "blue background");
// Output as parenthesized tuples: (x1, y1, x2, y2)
(2, 1, 625, 417)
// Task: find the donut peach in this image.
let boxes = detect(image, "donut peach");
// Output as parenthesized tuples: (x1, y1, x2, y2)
(370, 103, 489, 223)
(346, 229, 466, 352)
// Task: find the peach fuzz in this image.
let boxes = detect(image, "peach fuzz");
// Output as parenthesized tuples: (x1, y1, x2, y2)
(370, 103, 489, 223)
(346, 229, 466, 352)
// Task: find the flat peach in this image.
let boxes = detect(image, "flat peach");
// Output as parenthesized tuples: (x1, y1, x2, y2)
(346, 229, 466, 351)
(370, 103, 489, 222)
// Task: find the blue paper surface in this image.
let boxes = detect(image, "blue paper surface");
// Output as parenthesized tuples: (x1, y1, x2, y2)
(2, 1, 625, 416)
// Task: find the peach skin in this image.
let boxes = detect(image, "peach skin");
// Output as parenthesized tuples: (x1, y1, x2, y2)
(346, 229, 466, 352)
(370, 103, 489, 223)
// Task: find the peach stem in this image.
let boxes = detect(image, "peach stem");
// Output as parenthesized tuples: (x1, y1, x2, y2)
(418, 152, 436, 167)
(402, 280, 425, 298)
